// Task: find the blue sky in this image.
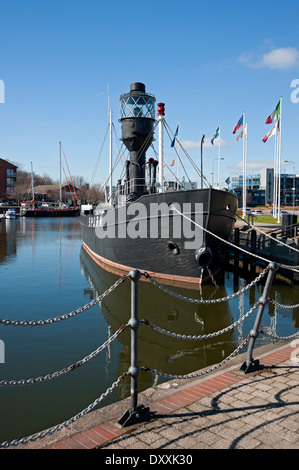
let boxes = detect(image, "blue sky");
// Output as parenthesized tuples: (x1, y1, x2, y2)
(1, 0, 299, 187)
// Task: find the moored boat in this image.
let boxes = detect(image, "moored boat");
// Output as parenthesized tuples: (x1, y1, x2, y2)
(20, 206, 80, 217)
(5, 209, 18, 219)
(20, 148, 80, 218)
(81, 82, 238, 287)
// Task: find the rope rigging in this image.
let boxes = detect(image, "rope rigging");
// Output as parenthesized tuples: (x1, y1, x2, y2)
(89, 115, 210, 196)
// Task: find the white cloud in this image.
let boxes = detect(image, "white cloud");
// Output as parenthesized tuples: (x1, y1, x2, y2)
(239, 47, 299, 70)
(181, 138, 229, 150)
(231, 159, 274, 171)
(262, 48, 299, 69)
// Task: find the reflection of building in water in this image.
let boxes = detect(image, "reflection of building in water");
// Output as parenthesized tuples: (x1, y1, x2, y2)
(0, 221, 17, 263)
(79, 247, 235, 397)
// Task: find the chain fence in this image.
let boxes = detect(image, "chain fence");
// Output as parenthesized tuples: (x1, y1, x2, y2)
(0, 373, 129, 448)
(0, 323, 128, 387)
(1, 257, 298, 447)
(0, 274, 128, 327)
(142, 268, 269, 304)
(141, 301, 260, 340)
(141, 336, 251, 381)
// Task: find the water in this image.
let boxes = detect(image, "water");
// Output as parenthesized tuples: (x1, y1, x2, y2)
(0, 217, 298, 443)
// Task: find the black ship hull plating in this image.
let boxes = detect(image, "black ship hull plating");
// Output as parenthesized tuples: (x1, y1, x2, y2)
(81, 188, 237, 287)
(21, 208, 80, 217)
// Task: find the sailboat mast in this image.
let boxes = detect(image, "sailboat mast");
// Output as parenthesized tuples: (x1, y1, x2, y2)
(59, 142, 62, 204)
(109, 108, 113, 204)
(107, 86, 113, 204)
(30, 161, 34, 202)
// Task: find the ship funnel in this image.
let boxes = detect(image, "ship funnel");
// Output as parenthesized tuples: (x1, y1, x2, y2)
(120, 82, 156, 196)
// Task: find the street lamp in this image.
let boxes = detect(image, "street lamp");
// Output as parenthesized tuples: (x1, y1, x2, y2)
(284, 160, 295, 214)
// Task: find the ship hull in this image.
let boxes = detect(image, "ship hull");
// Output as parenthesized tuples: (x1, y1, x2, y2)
(80, 188, 237, 287)
(20, 208, 80, 217)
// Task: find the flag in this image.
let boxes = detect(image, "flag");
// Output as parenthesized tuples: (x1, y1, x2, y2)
(171, 124, 179, 147)
(265, 100, 281, 124)
(236, 122, 247, 142)
(225, 177, 230, 185)
(233, 115, 243, 134)
(262, 121, 278, 143)
(211, 126, 219, 145)
(170, 159, 175, 166)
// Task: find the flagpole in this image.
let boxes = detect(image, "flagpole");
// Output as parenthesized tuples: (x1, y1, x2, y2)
(177, 120, 180, 190)
(277, 97, 282, 223)
(242, 112, 246, 218)
(158, 112, 164, 193)
(273, 129, 278, 218)
(245, 121, 248, 208)
(217, 123, 221, 188)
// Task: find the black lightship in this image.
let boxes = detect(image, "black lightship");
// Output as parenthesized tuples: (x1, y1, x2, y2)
(81, 83, 238, 287)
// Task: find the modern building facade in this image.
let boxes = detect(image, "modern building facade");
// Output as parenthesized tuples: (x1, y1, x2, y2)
(231, 168, 299, 207)
(0, 158, 17, 201)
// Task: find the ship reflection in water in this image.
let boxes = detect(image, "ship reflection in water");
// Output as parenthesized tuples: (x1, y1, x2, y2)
(0, 218, 298, 444)
(80, 246, 241, 397)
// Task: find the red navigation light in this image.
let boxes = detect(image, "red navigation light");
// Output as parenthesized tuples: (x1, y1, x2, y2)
(157, 102, 165, 116)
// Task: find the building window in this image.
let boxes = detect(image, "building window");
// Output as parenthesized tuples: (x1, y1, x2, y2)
(6, 177, 15, 187)
(6, 169, 16, 177)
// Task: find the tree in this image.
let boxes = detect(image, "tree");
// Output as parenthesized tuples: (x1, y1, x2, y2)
(88, 184, 106, 204)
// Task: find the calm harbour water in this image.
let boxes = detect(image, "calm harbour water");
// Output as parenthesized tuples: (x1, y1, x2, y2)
(0, 217, 298, 443)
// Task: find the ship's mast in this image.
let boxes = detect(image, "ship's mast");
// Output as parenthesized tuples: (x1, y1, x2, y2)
(59, 141, 62, 204)
(157, 103, 165, 193)
(108, 86, 113, 204)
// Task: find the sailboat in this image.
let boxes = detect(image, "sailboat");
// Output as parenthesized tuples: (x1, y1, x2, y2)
(81, 82, 238, 287)
(20, 145, 80, 217)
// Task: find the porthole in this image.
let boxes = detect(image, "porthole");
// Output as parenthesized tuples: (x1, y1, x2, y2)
(168, 241, 179, 255)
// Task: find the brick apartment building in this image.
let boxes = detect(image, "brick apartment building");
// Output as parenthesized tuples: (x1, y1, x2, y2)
(0, 158, 17, 201)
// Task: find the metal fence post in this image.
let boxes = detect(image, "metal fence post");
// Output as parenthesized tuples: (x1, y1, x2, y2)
(240, 262, 278, 373)
(118, 269, 150, 427)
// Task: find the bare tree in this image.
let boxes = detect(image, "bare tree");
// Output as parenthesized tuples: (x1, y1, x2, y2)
(88, 184, 106, 204)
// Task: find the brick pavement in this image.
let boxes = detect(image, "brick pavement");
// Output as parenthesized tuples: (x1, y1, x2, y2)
(17, 339, 298, 451)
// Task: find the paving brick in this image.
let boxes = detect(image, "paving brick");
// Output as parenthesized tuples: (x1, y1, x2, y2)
(28, 342, 299, 451)
(181, 388, 207, 400)
(92, 425, 121, 441)
(169, 392, 194, 406)
(71, 432, 98, 449)
(101, 422, 125, 437)
(57, 436, 87, 449)
(81, 429, 106, 445)
(207, 377, 231, 389)
(158, 398, 181, 411)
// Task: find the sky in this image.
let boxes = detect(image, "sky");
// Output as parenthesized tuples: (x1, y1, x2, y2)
(1, 0, 299, 188)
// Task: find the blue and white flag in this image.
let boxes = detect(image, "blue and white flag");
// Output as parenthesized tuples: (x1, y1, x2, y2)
(171, 124, 179, 147)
